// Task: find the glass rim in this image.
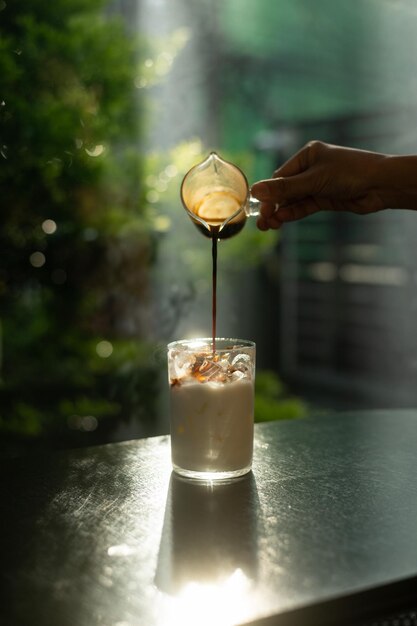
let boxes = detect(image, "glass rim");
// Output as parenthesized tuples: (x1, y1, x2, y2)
(167, 337, 255, 353)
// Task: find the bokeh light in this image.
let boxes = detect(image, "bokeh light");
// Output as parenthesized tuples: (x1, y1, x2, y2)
(29, 251, 46, 268)
(96, 340, 114, 358)
(42, 219, 57, 234)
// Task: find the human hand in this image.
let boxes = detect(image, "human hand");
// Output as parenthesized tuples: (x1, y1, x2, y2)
(251, 141, 389, 230)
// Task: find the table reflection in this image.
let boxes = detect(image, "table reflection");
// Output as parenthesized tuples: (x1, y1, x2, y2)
(155, 471, 261, 595)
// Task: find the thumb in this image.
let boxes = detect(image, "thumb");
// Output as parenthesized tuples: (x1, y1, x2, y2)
(251, 172, 314, 204)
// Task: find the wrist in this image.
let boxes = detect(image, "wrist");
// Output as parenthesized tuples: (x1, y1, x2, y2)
(374, 154, 417, 210)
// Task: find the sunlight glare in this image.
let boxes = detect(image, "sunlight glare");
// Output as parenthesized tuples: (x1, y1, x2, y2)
(164, 569, 252, 626)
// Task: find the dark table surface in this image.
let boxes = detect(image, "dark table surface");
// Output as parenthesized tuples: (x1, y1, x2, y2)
(2, 409, 417, 626)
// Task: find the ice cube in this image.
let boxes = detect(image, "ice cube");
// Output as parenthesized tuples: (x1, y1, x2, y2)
(172, 349, 196, 379)
(217, 355, 231, 372)
(231, 353, 252, 377)
(192, 357, 226, 382)
(230, 369, 246, 382)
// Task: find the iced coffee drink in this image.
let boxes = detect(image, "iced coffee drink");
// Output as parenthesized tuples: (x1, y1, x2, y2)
(167, 338, 255, 480)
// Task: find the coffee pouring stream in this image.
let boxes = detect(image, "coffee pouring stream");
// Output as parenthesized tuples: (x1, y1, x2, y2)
(180, 152, 260, 239)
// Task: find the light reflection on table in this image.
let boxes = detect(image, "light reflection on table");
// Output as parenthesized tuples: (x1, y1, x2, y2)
(155, 471, 262, 625)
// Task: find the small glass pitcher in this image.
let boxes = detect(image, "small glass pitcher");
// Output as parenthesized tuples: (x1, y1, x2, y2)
(180, 152, 260, 239)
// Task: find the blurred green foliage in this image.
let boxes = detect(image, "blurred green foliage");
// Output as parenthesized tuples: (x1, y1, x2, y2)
(255, 370, 307, 423)
(0, 0, 159, 450)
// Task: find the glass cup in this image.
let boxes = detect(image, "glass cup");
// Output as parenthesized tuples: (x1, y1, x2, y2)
(180, 152, 260, 239)
(167, 338, 256, 481)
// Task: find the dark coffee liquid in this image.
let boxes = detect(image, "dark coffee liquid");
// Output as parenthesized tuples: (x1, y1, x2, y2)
(211, 235, 217, 355)
(190, 206, 247, 356)
(206, 221, 245, 355)
(192, 217, 246, 240)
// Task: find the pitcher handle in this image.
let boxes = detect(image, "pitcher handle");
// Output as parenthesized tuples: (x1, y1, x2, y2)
(245, 196, 260, 217)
